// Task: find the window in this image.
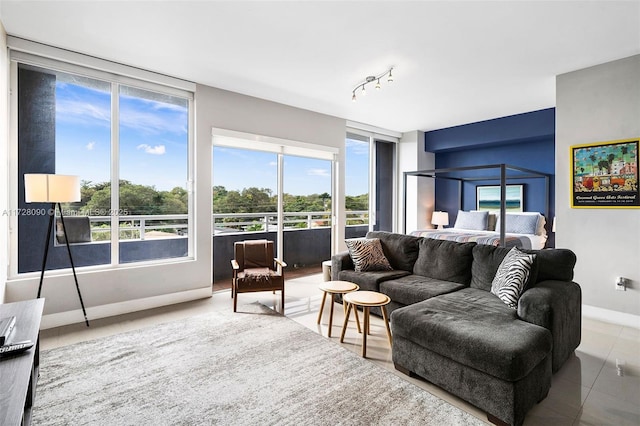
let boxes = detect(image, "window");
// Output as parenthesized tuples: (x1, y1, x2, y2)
(12, 58, 193, 275)
(345, 132, 370, 237)
(345, 129, 398, 235)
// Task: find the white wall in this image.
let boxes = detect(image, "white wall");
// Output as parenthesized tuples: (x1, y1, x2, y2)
(556, 55, 640, 326)
(0, 22, 8, 304)
(398, 131, 421, 232)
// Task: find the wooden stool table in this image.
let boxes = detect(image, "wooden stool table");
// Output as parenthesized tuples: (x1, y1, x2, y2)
(317, 280, 360, 337)
(340, 290, 392, 358)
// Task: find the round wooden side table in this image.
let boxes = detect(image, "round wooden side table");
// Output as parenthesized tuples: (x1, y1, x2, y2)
(340, 290, 392, 358)
(317, 280, 361, 337)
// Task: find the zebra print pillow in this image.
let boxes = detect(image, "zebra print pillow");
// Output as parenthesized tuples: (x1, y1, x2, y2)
(490, 247, 536, 309)
(345, 238, 393, 272)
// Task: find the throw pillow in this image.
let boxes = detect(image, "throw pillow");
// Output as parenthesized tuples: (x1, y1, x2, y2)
(453, 210, 489, 230)
(490, 247, 536, 309)
(345, 238, 393, 272)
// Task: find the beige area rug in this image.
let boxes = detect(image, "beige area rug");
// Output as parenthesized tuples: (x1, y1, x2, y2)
(33, 303, 484, 425)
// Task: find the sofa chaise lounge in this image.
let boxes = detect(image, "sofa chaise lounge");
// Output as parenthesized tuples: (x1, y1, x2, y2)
(331, 231, 581, 426)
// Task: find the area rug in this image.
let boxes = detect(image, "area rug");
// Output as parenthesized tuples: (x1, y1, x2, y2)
(33, 303, 484, 425)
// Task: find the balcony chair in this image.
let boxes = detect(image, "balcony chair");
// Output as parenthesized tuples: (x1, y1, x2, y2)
(55, 216, 92, 244)
(231, 240, 287, 313)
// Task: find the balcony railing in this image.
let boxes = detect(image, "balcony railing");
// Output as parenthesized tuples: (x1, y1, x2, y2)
(84, 214, 189, 241)
(81, 210, 369, 241)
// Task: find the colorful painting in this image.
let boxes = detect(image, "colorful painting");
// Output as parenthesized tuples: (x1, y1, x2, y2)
(476, 185, 523, 212)
(572, 138, 639, 208)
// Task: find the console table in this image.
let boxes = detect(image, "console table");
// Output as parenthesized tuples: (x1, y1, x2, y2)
(0, 299, 44, 426)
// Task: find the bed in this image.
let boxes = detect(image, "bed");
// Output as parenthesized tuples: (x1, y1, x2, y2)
(410, 210, 548, 250)
(402, 163, 552, 248)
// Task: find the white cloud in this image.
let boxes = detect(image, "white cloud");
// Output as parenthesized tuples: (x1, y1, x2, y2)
(308, 168, 330, 177)
(86, 141, 96, 150)
(268, 161, 277, 166)
(137, 144, 166, 155)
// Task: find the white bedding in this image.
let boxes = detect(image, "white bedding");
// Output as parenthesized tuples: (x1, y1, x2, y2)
(411, 227, 548, 250)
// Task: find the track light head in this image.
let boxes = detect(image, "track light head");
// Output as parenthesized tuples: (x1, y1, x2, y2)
(351, 67, 394, 101)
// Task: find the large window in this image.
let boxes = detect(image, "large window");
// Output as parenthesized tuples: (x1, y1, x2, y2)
(345, 132, 370, 236)
(12, 58, 193, 275)
(345, 129, 398, 235)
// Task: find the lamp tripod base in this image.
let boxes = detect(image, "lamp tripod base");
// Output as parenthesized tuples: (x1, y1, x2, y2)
(37, 203, 89, 327)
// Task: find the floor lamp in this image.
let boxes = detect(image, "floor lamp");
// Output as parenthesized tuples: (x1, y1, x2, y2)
(24, 174, 90, 327)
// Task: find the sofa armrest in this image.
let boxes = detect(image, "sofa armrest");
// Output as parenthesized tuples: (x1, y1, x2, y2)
(331, 251, 353, 281)
(517, 280, 582, 372)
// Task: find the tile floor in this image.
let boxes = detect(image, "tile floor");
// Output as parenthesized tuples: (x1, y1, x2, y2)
(41, 273, 640, 426)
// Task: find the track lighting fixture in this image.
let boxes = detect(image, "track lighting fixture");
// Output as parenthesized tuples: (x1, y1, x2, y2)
(351, 67, 394, 102)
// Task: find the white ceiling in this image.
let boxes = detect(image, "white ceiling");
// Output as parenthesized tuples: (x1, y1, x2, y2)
(1, 1, 639, 133)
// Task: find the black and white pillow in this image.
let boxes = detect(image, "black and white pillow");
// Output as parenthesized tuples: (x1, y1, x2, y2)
(345, 238, 393, 272)
(490, 247, 536, 309)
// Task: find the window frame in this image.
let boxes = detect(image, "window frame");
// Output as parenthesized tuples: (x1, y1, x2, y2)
(8, 43, 196, 278)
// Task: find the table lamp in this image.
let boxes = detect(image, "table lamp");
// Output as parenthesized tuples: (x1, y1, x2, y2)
(431, 211, 449, 230)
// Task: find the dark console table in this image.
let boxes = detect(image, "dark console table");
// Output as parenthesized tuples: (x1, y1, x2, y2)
(0, 299, 44, 426)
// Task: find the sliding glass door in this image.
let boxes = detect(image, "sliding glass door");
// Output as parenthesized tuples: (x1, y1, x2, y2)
(212, 134, 336, 281)
(282, 155, 332, 268)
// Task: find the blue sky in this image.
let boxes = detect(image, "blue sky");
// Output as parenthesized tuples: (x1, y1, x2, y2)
(55, 80, 369, 196)
(55, 82, 188, 192)
(212, 140, 369, 196)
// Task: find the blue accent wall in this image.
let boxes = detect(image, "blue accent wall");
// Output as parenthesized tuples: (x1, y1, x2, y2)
(424, 108, 556, 246)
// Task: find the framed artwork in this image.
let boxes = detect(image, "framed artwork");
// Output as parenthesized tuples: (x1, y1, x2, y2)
(571, 138, 639, 208)
(476, 185, 523, 212)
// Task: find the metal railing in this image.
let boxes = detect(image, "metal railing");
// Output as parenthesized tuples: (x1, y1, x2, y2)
(86, 214, 189, 241)
(81, 210, 369, 240)
(212, 210, 369, 234)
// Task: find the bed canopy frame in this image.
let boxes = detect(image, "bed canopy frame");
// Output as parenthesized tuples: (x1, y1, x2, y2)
(403, 163, 551, 246)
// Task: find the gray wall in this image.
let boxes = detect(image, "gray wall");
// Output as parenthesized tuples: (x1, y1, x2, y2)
(556, 55, 640, 320)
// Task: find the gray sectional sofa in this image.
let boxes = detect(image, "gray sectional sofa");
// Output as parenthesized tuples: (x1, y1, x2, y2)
(331, 231, 581, 426)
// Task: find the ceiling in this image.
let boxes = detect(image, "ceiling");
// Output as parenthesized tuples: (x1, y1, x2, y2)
(1, 1, 639, 133)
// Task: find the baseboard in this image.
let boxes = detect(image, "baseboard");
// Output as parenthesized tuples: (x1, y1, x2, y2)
(41, 287, 212, 330)
(582, 304, 640, 329)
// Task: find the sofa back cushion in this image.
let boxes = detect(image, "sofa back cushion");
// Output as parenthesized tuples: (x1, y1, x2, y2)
(366, 231, 421, 272)
(413, 238, 476, 285)
(471, 245, 576, 291)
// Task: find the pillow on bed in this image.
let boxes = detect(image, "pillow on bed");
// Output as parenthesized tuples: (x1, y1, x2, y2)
(495, 213, 545, 235)
(472, 210, 497, 231)
(453, 210, 488, 231)
(345, 238, 393, 272)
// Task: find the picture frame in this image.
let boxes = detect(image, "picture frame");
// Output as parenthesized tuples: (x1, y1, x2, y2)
(571, 138, 639, 208)
(476, 185, 523, 212)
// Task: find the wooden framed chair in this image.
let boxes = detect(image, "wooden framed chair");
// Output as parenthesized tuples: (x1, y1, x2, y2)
(231, 240, 287, 313)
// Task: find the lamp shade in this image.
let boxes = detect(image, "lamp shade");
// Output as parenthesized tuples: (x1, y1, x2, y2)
(431, 211, 449, 228)
(25, 174, 81, 203)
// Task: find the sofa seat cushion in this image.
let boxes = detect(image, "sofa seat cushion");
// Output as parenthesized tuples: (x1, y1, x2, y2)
(379, 275, 465, 307)
(391, 288, 552, 382)
(338, 269, 410, 292)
